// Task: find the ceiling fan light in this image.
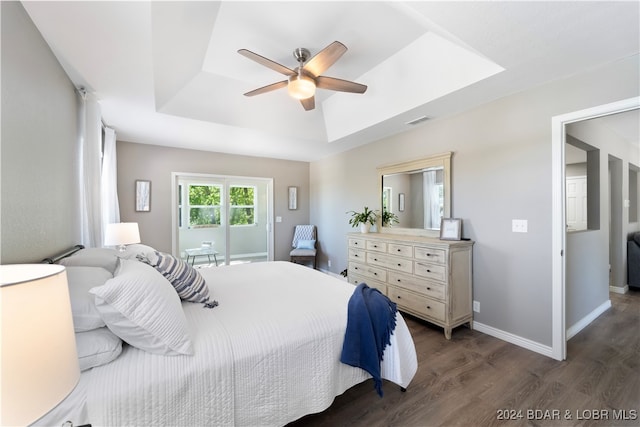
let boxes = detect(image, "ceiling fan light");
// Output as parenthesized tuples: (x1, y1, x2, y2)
(288, 75, 315, 100)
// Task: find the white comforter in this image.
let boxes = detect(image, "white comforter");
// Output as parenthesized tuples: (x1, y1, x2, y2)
(44, 261, 417, 426)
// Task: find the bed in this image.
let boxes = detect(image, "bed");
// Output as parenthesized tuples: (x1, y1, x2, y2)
(35, 246, 417, 426)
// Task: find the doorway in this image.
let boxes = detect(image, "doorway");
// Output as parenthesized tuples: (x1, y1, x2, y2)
(551, 96, 640, 360)
(171, 172, 274, 266)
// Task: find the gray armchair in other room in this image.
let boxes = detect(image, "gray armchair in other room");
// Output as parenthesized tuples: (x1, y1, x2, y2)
(290, 225, 317, 269)
(628, 232, 640, 289)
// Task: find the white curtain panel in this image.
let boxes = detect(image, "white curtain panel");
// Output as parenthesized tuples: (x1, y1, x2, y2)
(78, 92, 103, 248)
(101, 127, 120, 231)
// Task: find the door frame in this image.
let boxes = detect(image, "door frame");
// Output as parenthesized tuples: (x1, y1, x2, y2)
(551, 96, 639, 360)
(170, 172, 274, 264)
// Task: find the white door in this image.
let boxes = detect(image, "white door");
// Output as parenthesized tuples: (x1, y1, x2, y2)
(566, 176, 587, 231)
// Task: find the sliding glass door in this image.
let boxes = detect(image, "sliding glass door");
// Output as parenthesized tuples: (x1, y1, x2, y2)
(172, 173, 273, 266)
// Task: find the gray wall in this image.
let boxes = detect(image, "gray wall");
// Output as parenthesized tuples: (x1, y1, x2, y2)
(1, 1, 80, 264)
(310, 55, 639, 347)
(116, 141, 309, 261)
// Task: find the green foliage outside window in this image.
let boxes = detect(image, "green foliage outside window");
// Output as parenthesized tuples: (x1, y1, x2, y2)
(187, 184, 255, 227)
(230, 186, 255, 225)
(189, 185, 221, 226)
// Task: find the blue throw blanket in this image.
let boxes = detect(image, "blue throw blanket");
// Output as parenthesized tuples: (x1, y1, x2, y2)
(340, 283, 397, 397)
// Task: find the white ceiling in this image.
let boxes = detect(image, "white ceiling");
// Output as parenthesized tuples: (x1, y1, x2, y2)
(22, 1, 639, 162)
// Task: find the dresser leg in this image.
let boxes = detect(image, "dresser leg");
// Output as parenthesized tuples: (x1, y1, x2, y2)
(468, 319, 474, 330)
(444, 327, 452, 340)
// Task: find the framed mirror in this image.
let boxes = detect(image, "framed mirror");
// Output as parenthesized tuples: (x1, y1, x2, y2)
(378, 152, 451, 237)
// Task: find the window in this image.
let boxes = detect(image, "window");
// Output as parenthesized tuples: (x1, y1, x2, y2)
(189, 184, 222, 227)
(229, 185, 256, 226)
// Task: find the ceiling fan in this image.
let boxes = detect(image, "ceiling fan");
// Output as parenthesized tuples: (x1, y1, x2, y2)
(238, 41, 367, 111)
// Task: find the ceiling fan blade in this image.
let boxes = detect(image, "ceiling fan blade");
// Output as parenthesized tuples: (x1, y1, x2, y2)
(303, 41, 347, 77)
(243, 80, 288, 97)
(300, 97, 315, 111)
(316, 76, 367, 94)
(238, 49, 295, 76)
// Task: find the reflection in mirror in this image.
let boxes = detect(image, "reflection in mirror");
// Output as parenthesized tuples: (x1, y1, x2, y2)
(378, 152, 451, 236)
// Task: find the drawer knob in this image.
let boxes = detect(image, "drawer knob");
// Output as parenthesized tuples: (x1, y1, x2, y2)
(396, 295, 402, 299)
(427, 305, 431, 309)
(426, 269, 431, 273)
(396, 279, 401, 283)
(426, 287, 431, 290)
(397, 263, 401, 266)
(397, 249, 401, 252)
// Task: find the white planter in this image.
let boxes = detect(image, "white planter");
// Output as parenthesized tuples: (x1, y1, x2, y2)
(360, 223, 370, 233)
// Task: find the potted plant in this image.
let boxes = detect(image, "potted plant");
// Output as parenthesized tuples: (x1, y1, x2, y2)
(381, 208, 399, 227)
(347, 206, 378, 233)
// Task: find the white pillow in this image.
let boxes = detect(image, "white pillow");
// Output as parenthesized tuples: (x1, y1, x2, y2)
(59, 248, 120, 274)
(66, 266, 112, 331)
(90, 259, 193, 356)
(75, 327, 123, 371)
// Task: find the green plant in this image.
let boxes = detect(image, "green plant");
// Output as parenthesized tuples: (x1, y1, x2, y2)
(347, 206, 378, 227)
(381, 208, 399, 227)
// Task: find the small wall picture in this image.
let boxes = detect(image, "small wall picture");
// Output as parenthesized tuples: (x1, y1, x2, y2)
(440, 218, 462, 240)
(135, 180, 151, 212)
(288, 186, 297, 210)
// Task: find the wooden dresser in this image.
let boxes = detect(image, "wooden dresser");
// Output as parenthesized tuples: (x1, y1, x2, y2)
(347, 232, 474, 339)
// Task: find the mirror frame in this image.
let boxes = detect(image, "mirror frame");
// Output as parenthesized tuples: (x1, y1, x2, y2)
(377, 151, 452, 237)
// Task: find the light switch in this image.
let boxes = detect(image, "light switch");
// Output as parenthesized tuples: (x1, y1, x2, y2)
(276, 216, 282, 223)
(512, 219, 528, 233)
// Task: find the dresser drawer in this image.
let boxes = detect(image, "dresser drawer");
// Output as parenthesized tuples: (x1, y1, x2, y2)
(388, 243, 413, 257)
(388, 271, 445, 300)
(367, 252, 413, 274)
(349, 238, 366, 249)
(414, 246, 446, 264)
(349, 262, 387, 282)
(388, 287, 446, 322)
(414, 261, 446, 282)
(348, 248, 366, 262)
(366, 240, 387, 253)
(347, 273, 387, 294)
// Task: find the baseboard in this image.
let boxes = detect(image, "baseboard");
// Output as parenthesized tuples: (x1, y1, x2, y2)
(609, 284, 629, 294)
(473, 322, 554, 358)
(566, 299, 612, 340)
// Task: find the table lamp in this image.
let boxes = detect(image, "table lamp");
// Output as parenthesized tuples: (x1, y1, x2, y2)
(104, 222, 141, 252)
(1, 264, 80, 426)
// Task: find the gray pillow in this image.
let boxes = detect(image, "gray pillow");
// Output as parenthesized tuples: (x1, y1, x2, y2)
(59, 248, 120, 274)
(66, 266, 113, 331)
(75, 327, 123, 371)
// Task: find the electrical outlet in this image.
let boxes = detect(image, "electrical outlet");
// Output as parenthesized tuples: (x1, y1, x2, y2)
(512, 219, 528, 233)
(328, 260, 332, 267)
(473, 301, 480, 313)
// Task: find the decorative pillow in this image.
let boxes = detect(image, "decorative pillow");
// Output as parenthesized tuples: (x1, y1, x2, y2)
(59, 248, 120, 275)
(118, 243, 158, 263)
(138, 251, 212, 305)
(296, 239, 316, 250)
(66, 266, 112, 331)
(75, 327, 123, 371)
(90, 259, 193, 356)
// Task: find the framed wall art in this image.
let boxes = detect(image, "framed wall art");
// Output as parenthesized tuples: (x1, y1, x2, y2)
(288, 186, 298, 210)
(135, 180, 151, 212)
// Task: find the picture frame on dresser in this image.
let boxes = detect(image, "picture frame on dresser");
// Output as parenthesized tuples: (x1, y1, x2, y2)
(439, 218, 461, 240)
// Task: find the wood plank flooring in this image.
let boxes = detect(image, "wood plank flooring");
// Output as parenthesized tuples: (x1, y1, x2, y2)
(289, 289, 639, 427)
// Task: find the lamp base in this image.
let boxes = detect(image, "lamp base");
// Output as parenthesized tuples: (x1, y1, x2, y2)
(117, 245, 127, 253)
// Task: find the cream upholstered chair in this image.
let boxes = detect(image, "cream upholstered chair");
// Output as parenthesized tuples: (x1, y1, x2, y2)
(289, 225, 317, 269)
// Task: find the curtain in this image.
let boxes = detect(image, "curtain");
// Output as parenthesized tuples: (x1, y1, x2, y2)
(78, 91, 121, 247)
(423, 170, 440, 229)
(101, 127, 120, 231)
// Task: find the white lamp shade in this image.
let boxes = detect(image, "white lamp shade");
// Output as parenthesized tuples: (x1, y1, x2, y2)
(104, 222, 141, 247)
(1, 264, 80, 426)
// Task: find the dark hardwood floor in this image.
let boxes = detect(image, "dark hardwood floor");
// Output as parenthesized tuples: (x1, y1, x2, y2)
(290, 289, 639, 427)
